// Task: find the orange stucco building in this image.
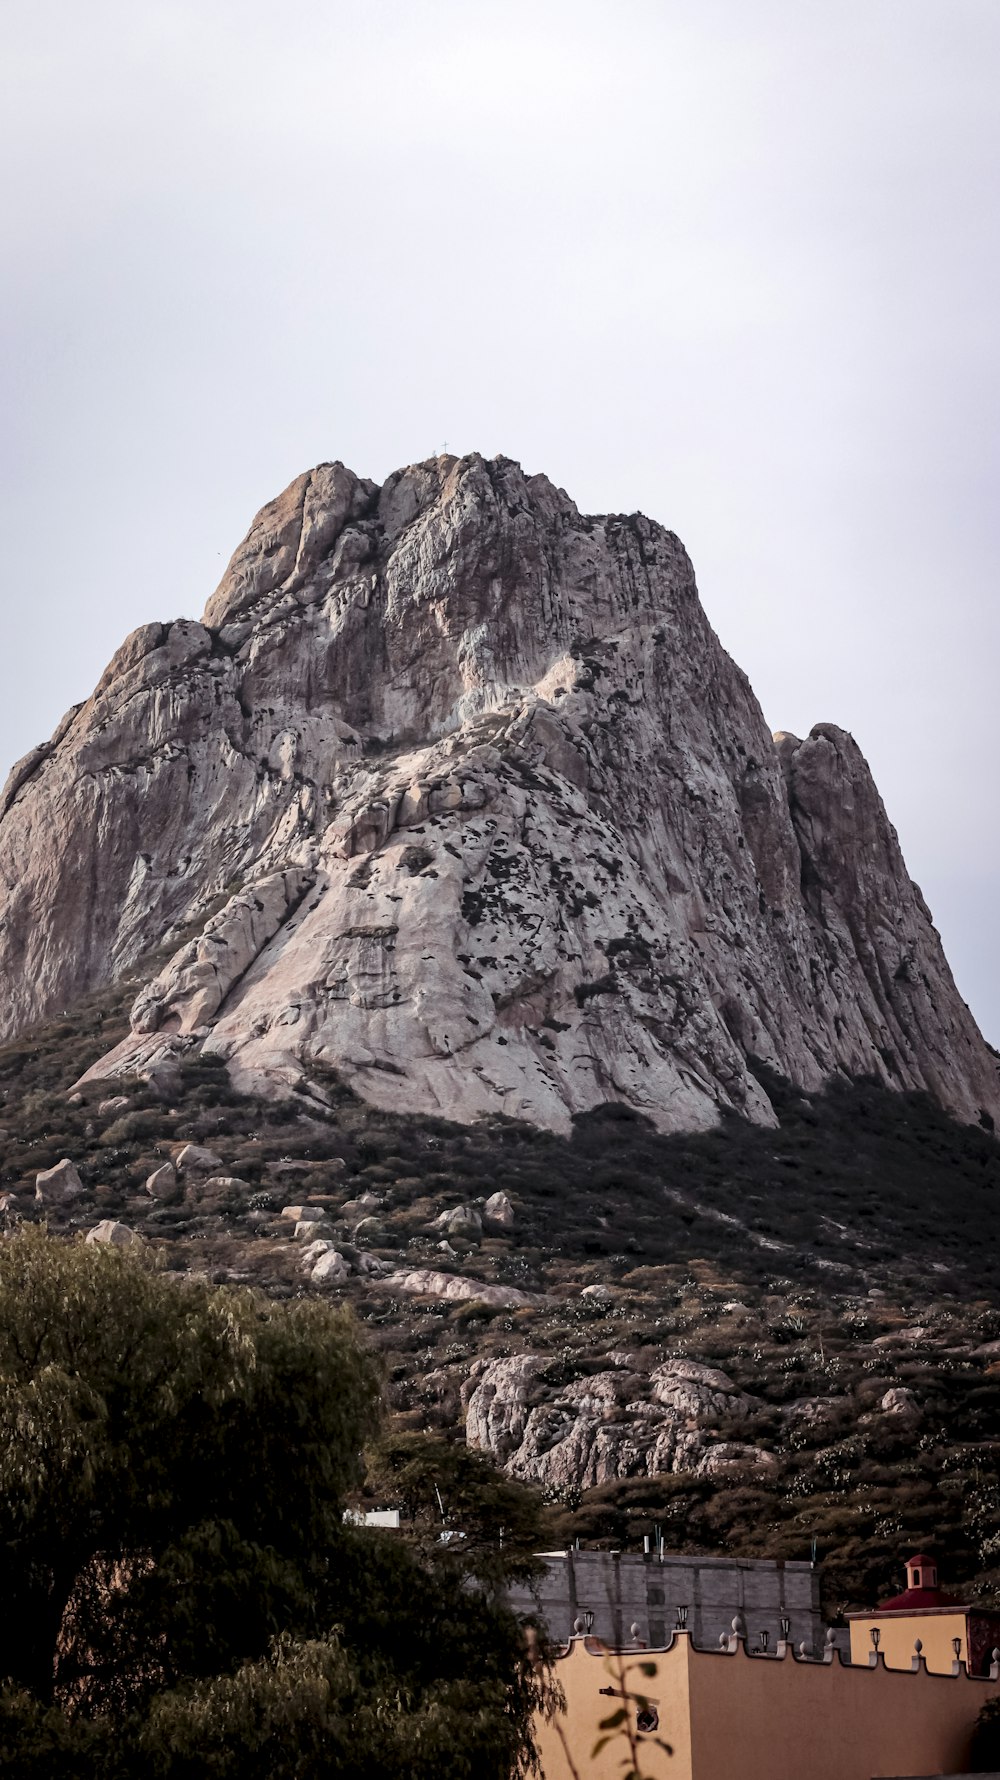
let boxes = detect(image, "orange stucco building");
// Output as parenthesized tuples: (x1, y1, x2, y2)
(536, 1629, 1000, 1780)
(848, 1553, 1000, 1678)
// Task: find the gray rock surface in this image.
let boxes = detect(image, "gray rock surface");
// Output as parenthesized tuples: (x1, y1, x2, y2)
(174, 1143, 223, 1175)
(311, 1248, 350, 1284)
(145, 1162, 178, 1200)
(294, 1218, 335, 1241)
(462, 1351, 766, 1488)
(381, 1267, 537, 1308)
(2, 453, 996, 1135)
(35, 1158, 84, 1205)
(433, 1204, 484, 1241)
(484, 1191, 516, 1229)
(85, 1220, 141, 1247)
(880, 1386, 920, 1416)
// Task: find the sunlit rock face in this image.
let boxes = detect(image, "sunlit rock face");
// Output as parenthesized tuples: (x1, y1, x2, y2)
(462, 1352, 769, 1486)
(1, 453, 996, 1134)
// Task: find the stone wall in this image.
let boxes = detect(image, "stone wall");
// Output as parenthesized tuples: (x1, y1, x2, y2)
(508, 1548, 822, 1652)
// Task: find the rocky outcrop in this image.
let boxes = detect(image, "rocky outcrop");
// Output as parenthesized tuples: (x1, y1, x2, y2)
(380, 1268, 538, 1309)
(1, 453, 996, 1135)
(462, 1351, 767, 1488)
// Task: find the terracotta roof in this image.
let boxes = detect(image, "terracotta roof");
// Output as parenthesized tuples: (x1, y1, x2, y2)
(904, 1552, 936, 1567)
(876, 1586, 964, 1612)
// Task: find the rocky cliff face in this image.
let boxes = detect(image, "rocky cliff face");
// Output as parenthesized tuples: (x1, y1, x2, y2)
(463, 1352, 769, 1489)
(1, 454, 996, 1134)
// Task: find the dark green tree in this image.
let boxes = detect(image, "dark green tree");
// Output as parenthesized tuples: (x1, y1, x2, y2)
(363, 1430, 551, 1589)
(0, 1229, 548, 1778)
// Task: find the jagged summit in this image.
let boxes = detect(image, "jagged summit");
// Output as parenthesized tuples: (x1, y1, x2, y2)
(1, 453, 996, 1134)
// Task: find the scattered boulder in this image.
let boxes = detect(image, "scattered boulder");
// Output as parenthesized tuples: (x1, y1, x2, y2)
(300, 1239, 334, 1268)
(354, 1251, 390, 1278)
(483, 1191, 515, 1230)
(175, 1143, 223, 1175)
(35, 1158, 85, 1205)
(341, 1193, 383, 1221)
(433, 1204, 483, 1241)
(85, 1220, 141, 1247)
(143, 1062, 182, 1101)
(311, 1249, 350, 1285)
(881, 1387, 920, 1417)
(295, 1219, 335, 1241)
(352, 1215, 387, 1245)
(200, 1176, 252, 1194)
(98, 1096, 130, 1118)
(145, 1161, 179, 1200)
(281, 1204, 324, 1223)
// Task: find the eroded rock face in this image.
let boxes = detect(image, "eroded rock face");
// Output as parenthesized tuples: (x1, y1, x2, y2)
(462, 1351, 766, 1488)
(1, 453, 996, 1134)
(380, 1268, 537, 1309)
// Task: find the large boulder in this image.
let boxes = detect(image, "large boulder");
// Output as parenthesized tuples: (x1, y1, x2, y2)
(311, 1249, 350, 1285)
(174, 1143, 223, 1175)
(35, 1159, 85, 1205)
(483, 1191, 515, 1230)
(145, 1162, 179, 1200)
(85, 1220, 141, 1247)
(97, 1095, 130, 1118)
(434, 1204, 483, 1242)
(340, 1194, 383, 1221)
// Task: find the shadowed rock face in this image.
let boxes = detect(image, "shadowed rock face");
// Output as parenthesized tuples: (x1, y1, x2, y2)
(1, 453, 996, 1134)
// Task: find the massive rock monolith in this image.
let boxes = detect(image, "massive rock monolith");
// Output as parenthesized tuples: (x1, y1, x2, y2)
(1, 454, 996, 1134)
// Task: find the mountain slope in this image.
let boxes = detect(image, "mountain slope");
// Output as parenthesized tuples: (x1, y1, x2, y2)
(1, 454, 996, 1134)
(3, 977, 1000, 1618)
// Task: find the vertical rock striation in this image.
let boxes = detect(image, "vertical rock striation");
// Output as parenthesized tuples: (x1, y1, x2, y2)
(1, 454, 995, 1134)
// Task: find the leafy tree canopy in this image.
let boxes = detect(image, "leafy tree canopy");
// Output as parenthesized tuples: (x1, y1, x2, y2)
(362, 1431, 550, 1590)
(0, 1229, 548, 1778)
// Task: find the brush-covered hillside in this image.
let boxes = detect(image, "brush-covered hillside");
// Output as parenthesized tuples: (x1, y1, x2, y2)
(3, 959, 1000, 1622)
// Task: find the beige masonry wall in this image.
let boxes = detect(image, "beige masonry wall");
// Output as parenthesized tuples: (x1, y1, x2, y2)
(536, 1634, 1000, 1780)
(849, 1610, 968, 1675)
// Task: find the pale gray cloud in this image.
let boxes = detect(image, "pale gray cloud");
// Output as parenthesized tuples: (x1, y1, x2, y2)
(2, 0, 998, 1036)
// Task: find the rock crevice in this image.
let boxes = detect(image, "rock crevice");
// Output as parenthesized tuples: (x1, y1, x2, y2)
(1, 452, 996, 1135)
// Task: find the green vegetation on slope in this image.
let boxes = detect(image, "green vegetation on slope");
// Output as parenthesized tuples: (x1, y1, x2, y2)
(1, 971, 1000, 1627)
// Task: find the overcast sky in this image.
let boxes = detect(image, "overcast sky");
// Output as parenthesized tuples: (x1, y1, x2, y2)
(2, 0, 998, 1039)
